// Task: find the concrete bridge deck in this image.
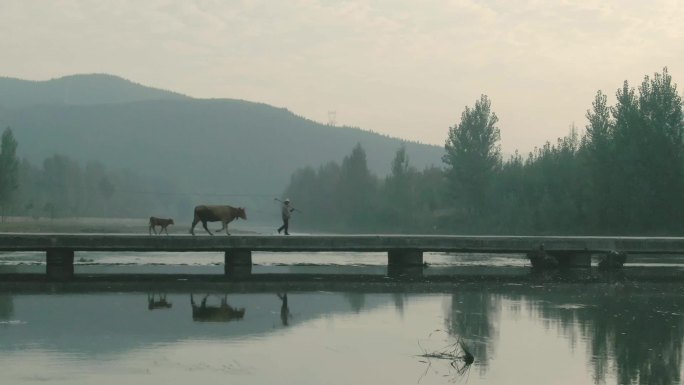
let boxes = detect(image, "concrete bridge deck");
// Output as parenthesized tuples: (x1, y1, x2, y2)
(1, 233, 684, 279)
(2, 233, 684, 253)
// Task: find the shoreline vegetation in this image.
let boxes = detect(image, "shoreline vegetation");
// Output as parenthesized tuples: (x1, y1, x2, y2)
(1, 69, 682, 236)
(284, 68, 684, 236)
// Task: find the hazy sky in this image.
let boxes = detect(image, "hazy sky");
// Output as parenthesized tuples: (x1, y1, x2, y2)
(1, 0, 683, 154)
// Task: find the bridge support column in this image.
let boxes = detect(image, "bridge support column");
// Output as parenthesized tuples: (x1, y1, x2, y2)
(388, 250, 423, 266)
(551, 251, 591, 268)
(387, 265, 424, 278)
(387, 250, 423, 278)
(224, 250, 252, 276)
(387, 250, 424, 278)
(46, 249, 74, 280)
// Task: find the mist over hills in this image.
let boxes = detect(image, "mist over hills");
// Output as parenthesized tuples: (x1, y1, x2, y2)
(0, 74, 188, 109)
(0, 74, 443, 221)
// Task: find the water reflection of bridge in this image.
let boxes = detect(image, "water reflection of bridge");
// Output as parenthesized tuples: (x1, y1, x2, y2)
(3, 234, 684, 279)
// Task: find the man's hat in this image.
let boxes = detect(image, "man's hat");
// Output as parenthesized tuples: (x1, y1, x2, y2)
(284, 198, 290, 204)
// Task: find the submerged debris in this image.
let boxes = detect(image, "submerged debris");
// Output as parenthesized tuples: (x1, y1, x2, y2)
(417, 330, 474, 383)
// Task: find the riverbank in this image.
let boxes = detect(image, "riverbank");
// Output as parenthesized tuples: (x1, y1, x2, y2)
(0, 216, 258, 234)
(0, 216, 168, 234)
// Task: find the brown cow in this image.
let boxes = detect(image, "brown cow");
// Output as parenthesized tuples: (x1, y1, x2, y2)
(149, 216, 174, 235)
(189, 205, 247, 235)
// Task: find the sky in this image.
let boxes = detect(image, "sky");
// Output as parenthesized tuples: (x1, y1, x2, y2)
(1, 0, 683, 154)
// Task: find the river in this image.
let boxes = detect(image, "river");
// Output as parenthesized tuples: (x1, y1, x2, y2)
(1, 251, 683, 384)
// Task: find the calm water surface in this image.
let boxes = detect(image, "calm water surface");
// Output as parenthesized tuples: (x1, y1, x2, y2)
(1, 251, 684, 384)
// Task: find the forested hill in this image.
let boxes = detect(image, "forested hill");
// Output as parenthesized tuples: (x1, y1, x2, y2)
(0, 74, 189, 109)
(0, 74, 443, 220)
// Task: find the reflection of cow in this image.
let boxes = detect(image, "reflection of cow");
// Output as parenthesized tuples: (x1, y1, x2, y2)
(148, 293, 172, 310)
(190, 294, 245, 322)
(189, 205, 247, 236)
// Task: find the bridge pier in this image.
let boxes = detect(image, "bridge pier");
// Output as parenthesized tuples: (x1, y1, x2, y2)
(387, 250, 423, 266)
(551, 251, 592, 268)
(387, 265, 424, 278)
(528, 250, 591, 269)
(387, 250, 424, 278)
(46, 249, 74, 280)
(224, 250, 252, 276)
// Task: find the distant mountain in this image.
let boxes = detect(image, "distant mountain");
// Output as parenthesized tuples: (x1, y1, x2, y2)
(0, 74, 188, 109)
(0, 74, 444, 221)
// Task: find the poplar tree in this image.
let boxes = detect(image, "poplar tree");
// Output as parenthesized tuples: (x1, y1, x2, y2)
(583, 90, 614, 230)
(338, 143, 377, 228)
(636, 68, 684, 228)
(0, 127, 19, 220)
(611, 68, 684, 231)
(443, 95, 501, 217)
(384, 146, 418, 231)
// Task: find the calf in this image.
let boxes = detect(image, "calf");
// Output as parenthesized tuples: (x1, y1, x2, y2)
(149, 216, 174, 235)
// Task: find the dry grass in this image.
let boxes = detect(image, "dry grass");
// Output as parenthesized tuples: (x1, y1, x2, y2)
(417, 330, 474, 383)
(0, 216, 156, 234)
(0, 216, 258, 235)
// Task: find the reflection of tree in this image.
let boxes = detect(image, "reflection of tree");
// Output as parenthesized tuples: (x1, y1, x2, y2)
(444, 285, 684, 383)
(392, 293, 406, 317)
(344, 293, 366, 313)
(528, 284, 684, 385)
(595, 294, 682, 385)
(0, 295, 13, 320)
(446, 292, 501, 372)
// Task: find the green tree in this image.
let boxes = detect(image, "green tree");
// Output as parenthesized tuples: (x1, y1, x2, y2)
(582, 90, 615, 230)
(443, 95, 501, 218)
(390, 145, 411, 179)
(493, 152, 531, 233)
(610, 68, 684, 232)
(0, 127, 19, 220)
(609, 80, 643, 230)
(636, 68, 684, 229)
(383, 146, 419, 232)
(14, 159, 41, 218)
(338, 143, 378, 229)
(284, 161, 346, 231)
(516, 129, 582, 234)
(42, 155, 84, 217)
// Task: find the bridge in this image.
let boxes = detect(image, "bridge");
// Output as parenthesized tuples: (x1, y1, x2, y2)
(2, 233, 684, 279)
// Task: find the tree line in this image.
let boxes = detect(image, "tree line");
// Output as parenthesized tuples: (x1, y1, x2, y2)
(284, 68, 684, 235)
(1, 67, 681, 233)
(0, 129, 189, 221)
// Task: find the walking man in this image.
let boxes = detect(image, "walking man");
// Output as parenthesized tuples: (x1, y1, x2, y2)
(277, 198, 295, 235)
